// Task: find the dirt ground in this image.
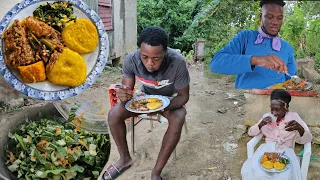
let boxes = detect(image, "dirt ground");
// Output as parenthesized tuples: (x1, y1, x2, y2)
(72, 62, 320, 180)
(2, 62, 320, 180)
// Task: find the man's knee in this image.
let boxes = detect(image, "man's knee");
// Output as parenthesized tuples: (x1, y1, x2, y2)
(108, 106, 119, 125)
(167, 108, 186, 127)
(108, 103, 131, 124)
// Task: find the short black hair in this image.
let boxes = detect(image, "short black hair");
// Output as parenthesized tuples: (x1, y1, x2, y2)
(270, 89, 291, 105)
(260, 0, 286, 7)
(138, 26, 168, 50)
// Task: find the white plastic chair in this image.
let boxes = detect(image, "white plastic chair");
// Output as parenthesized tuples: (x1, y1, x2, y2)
(247, 133, 312, 180)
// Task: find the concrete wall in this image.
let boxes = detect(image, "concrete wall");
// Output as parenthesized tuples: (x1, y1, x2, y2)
(124, 0, 137, 54)
(110, 0, 137, 63)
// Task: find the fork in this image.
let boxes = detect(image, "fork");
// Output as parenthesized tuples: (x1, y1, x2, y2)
(278, 151, 285, 160)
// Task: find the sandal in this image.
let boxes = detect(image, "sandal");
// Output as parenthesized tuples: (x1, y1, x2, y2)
(101, 164, 132, 180)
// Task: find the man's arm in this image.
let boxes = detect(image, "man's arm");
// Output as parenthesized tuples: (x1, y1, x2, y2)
(210, 30, 254, 75)
(117, 53, 136, 103)
(164, 85, 189, 111)
(210, 30, 288, 74)
(122, 77, 135, 91)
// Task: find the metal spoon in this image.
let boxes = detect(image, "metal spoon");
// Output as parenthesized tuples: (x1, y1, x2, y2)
(285, 72, 301, 84)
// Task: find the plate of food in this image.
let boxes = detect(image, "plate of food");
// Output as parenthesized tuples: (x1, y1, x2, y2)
(0, 0, 109, 100)
(258, 152, 292, 173)
(125, 95, 170, 114)
(268, 79, 313, 91)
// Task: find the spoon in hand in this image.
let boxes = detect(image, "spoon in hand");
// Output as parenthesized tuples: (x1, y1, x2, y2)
(284, 72, 301, 83)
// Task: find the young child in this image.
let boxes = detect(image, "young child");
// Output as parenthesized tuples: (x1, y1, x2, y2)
(241, 89, 312, 180)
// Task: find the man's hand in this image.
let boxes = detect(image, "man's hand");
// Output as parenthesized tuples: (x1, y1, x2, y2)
(117, 84, 134, 103)
(258, 116, 272, 129)
(251, 55, 288, 73)
(285, 120, 305, 136)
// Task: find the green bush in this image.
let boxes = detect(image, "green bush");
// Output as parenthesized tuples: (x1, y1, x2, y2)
(295, 48, 307, 59)
(306, 19, 320, 57)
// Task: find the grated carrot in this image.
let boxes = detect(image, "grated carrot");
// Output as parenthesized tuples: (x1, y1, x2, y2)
(9, 152, 14, 164)
(78, 139, 89, 150)
(75, 120, 86, 132)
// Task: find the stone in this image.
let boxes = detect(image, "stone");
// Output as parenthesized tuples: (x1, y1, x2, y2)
(222, 142, 238, 153)
(296, 57, 313, 69)
(217, 107, 228, 114)
(310, 127, 320, 144)
(7, 98, 24, 109)
(234, 124, 247, 135)
(310, 162, 320, 168)
(227, 136, 235, 141)
(301, 65, 320, 83)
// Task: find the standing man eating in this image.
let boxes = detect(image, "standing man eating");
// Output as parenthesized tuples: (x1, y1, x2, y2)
(210, 0, 297, 89)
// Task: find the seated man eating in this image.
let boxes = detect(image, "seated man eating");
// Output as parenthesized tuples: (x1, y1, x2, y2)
(102, 26, 190, 180)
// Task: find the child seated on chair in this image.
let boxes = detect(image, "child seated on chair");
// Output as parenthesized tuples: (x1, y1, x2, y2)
(241, 89, 312, 180)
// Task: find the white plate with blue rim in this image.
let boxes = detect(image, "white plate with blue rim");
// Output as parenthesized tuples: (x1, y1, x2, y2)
(125, 95, 170, 114)
(0, 0, 109, 101)
(258, 154, 292, 173)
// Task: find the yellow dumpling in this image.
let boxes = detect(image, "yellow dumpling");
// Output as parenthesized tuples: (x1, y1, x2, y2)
(47, 48, 87, 87)
(147, 98, 159, 103)
(262, 161, 274, 170)
(274, 161, 286, 170)
(146, 102, 162, 110)
(62, 18, 98, 54)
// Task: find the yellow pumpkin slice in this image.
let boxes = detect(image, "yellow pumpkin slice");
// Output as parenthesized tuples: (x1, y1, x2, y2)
(260, 154, 268, 164)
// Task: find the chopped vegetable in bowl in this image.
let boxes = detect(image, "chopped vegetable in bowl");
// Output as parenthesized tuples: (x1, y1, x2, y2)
(5, 108, 110, 179)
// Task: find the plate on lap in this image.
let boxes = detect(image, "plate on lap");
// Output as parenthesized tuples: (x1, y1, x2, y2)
(258, 153, 292, 173)
(125, 95, 170, 114)
(0, 0, 109, 101)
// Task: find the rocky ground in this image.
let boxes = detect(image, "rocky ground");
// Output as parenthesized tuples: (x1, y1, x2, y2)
(1, 62, 320, 180)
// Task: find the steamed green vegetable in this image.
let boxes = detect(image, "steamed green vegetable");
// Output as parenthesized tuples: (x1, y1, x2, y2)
(33, 1, 77, 31)
(5, 110, 110, 179)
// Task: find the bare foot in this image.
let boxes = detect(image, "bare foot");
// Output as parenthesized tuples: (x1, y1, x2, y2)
(103, 157, 134, 180)
(151, 170, 162, 180)
(151, 175, 162, 180)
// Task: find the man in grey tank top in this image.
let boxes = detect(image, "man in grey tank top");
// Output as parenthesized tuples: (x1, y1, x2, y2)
(102, 26, 190, 180)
